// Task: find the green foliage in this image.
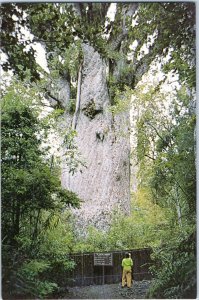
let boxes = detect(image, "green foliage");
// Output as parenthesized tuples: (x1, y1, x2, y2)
(131, 63, 196, 298)
(131, 3, 195, 87)
(19, 259, 51, 277)
(74, 226, 107, 253)
(2, 2, 195, 91)
(147, 232, 196, 299)
(15, 260, 58, 298)
(1, 80, 80, 299)
(132, 80, 196, 220)
(109, 85, 131, 113)
(66, 98, 76, 114)
(12, 210, 77, 293)
(61, 128, 87, 175)
(63, 41, 83, 79)
(38, 211, 76, 256)
(1, 4, 40, 81)
(74, 189, 170, 252)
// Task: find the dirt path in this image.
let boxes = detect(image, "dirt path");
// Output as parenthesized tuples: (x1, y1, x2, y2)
(63, 280, 151, 299)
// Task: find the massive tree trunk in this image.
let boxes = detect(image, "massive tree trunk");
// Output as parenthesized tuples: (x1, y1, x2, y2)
(43, 3, 151, 235)
(61, 44, 131, 235)
(42, 3, 157, 235)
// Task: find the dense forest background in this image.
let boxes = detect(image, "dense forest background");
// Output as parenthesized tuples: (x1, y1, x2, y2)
(1, 2, 196, 299)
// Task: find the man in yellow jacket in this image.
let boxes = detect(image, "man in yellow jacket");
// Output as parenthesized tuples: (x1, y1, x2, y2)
(121, 252, 133, 288)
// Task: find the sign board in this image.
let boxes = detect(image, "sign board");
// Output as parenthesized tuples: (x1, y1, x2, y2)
(94, 253, 113, 266)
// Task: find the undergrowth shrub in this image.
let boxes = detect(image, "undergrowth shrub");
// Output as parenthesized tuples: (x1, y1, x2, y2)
(147, 231, 196, 299)
(17, 260, 58, 299)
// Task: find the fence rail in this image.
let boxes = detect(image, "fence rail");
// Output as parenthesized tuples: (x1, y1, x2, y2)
(65, 248, 153, 286)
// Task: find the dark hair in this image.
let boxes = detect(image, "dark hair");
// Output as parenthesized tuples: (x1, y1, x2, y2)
(125, 252, 129, 258)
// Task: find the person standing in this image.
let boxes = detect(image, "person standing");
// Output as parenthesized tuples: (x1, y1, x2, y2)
(121, 252, 133, 288)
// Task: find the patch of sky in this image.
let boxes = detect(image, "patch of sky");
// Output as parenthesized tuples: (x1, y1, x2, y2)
(103, 3, 117, 40)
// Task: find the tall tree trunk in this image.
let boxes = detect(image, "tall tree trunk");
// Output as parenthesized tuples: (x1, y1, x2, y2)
(61, 43, 131, 236)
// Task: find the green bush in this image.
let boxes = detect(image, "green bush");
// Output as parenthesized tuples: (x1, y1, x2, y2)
(2, 257, 58, 299)
(66, 98, 76, 114)
(147, 231, 196, 299)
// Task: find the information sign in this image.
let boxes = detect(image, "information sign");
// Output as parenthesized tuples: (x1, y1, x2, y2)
(94, 253, 113, 266)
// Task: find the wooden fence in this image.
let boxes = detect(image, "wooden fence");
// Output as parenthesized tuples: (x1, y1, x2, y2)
(65, 248, 153, 286)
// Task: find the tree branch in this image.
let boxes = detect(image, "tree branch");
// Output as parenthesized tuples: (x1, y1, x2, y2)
(145, 154, 155, 160)
(146, 121, 165, 142)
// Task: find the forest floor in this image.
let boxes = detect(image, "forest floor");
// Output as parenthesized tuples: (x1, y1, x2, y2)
(63, 280, 151, 299)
